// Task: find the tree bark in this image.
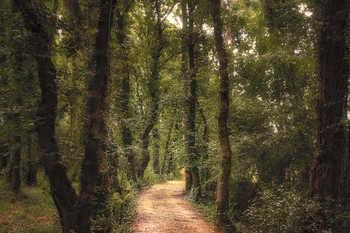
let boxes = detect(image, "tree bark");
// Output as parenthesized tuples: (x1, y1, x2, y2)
(13, 1, 78, 231)
(161, 123, 173, 174)
(211, 0, 233, 228)
(138, 0, 163, 179)
(115, 1, 137, 182)
(181, 1, 192, 192)
(153, 127, 160, 174)
(182, 1, 201, 201)
(76, 0, 117, 232)
(185, 167, 192, 193)
(309, 0, 349, 199)
(198, 101, 210, 182)
(182, 2, 200, 200)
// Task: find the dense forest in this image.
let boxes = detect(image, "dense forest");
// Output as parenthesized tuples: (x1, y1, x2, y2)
(1, 0, 350, 232)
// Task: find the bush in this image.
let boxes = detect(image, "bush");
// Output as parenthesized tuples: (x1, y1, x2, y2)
(93, 171, 136, 232)
(241, 184, 350, 232)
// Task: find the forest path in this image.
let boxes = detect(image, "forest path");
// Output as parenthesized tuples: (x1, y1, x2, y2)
(132, 172, 217, 233)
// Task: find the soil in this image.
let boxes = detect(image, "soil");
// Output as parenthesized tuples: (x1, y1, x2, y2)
(132, 173, 217, 233)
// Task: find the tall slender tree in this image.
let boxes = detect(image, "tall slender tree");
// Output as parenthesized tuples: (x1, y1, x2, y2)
(211, 0, 233, 229)
(138, 0, 164, 178)
(182, 0, 201, 200)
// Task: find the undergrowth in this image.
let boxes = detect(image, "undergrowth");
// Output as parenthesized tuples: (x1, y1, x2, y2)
(0, 170, 61, 233)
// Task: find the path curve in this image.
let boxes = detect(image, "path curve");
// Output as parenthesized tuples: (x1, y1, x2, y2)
(132, 174, 217, 233)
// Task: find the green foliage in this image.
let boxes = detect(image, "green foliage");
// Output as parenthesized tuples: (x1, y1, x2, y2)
(143, 167, 167, 187)
(0, 171, 61, 232)
(1, 0, 348, 231)
(93, 171, 137, 233)
(242, 185, 350, 232)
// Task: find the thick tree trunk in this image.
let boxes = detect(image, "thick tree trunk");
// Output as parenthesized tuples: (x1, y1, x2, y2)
(26, 134, 37, 186)
(185, 167, 192, 193)
(211, 0, 233, 229)
(138, 0, 163, 179)
(115, 2, 136, 182)
(76, 0, 117, 232)
(183, 1, 201, 201)
(7, 136, 21, 194)
(309, 0, 349, 199)
(13, 1, 78, 231)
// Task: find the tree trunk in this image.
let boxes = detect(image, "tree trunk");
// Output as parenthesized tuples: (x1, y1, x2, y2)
(161, 123, 173, 174)
(116, 1, 136, 182)
(26, 134, 37, 186)
(198, 102, 209, 182)
(8, 136, 21, 194)
(153, 127, 160, 174)
(181, 1, 192, 192)
(13, 1, 78, 231)
(138, 0, 163, 179)
(182, 1, 200, 201)
(211, 0, 233, 229)
(309, 0, 349, 199)
(76, 0, 117, 232)
(185, 167, 192, 193)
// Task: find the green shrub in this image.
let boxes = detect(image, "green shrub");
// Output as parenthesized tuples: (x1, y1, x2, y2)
(92, 171, 136, 233)
(242, 184, 350, 232)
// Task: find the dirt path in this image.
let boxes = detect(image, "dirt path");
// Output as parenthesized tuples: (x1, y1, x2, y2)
(132, 174, 217, 233)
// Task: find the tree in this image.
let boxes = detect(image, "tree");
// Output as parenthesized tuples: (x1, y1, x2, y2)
(138, 0, 165, 178)
(13, 0, 118, 231)
(115, 0, 137, 181)
(309, 0, 349, 199)
(76, 0, 117, 231)
(152, 126, 161, 173)
(13, 1, 78, 231)
(211, 0, 233, 229)
(181, 0, 201, 200)
(25, 133, 38, 186)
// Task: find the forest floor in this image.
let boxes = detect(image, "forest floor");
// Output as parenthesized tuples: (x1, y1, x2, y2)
(132, 171, 217, 233)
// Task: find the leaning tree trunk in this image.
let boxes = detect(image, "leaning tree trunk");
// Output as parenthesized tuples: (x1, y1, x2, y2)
(309, 0, 349, 199)
(13, 1, 78, 231)
(76, 0, 117, 232)
(138, 0, 163, 179)
(211, 0, 233, 229)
